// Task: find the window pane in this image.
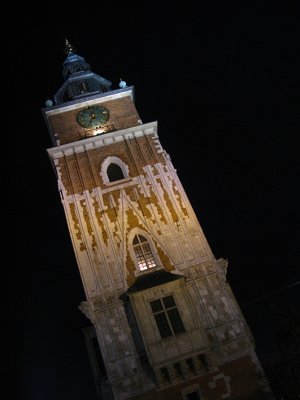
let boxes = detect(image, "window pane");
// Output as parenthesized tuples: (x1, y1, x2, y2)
(79, 81, 89, 93)
(154, 313, 172, 338)
(167, 308, 185, 334)
(133, 236, 156, 271)
(163, 295, 176, 308)
(142, 243, 156, 268)
(151, 296, 185, 339)
(107, 163, 124, 182)
(62, 90, 70, 102)
(134, 246, 147, 270)
(150, 299, 163, 313)
(138, 235, 147, 243)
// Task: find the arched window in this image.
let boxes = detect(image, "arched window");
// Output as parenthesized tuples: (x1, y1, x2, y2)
(62, 90, 70, 102)
(133, 234, 157, 271)
(100, 84, 107, 92)
(100, 156, 129, 185)
(107, 163, 124, 182)
(78, 81, 89, 94)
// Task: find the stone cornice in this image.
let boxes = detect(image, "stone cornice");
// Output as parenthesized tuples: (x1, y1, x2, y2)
(42, 86, 135, 117)
(47, 121, 158, 160)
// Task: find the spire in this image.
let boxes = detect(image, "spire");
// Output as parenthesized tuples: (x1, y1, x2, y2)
(64, 38, 75, 55)
(53, 40, 112, 105)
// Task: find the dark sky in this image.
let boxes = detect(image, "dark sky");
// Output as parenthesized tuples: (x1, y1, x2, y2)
(8, 4, 299, 400)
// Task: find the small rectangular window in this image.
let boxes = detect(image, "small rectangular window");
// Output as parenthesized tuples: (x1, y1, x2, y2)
(150, 295, 185, 338)
(182, 385, 202, 400)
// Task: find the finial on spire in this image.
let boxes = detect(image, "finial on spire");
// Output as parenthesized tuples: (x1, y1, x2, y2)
(119, 78, 127, 88)
(45, 98, 53, 107)
(64, 38, 75, 55)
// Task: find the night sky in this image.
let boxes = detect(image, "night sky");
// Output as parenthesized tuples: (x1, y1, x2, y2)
(8, 4, 299, 400)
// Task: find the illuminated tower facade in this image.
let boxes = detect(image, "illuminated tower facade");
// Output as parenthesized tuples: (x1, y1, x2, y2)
(42, 42, 273, 400)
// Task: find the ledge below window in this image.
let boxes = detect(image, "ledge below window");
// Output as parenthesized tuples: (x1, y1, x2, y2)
(104, 177, 131, 187)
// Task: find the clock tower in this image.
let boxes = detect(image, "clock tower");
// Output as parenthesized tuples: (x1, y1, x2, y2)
(42, 42, 273, 400)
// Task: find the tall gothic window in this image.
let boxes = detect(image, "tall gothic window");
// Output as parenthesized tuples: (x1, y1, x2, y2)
(150, 296, 185, 338)
(133, 234, 156, 271)
(107, 163, 124, 182)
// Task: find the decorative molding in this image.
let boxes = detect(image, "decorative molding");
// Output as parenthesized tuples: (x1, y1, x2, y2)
(100, 156, 129, 185)
(43, 86, 135, 115)
(47, 122, 158, 160)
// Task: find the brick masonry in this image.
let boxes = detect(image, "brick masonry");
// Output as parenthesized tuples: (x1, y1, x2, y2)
(45, 92, 274, 399)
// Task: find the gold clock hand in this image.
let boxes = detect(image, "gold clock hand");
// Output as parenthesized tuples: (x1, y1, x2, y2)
(88, 113, 96, 125)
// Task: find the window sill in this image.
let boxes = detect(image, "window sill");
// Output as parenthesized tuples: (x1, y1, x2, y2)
(104, 177, 131, 187)
(134, 265, 163, 278)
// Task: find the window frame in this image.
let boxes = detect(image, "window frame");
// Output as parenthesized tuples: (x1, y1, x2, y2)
(150, 295, 185, 339)
(100, 156, 129, 186)
(107, 163, 125, 183)
(128, 229, 161, 276)
(133, 234, 157, 271)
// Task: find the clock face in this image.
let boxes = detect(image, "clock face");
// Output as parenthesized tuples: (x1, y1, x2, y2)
(76, 105, 109, 128)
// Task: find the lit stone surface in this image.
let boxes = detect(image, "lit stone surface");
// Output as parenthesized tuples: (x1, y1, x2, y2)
(44, 59, 274, 399)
